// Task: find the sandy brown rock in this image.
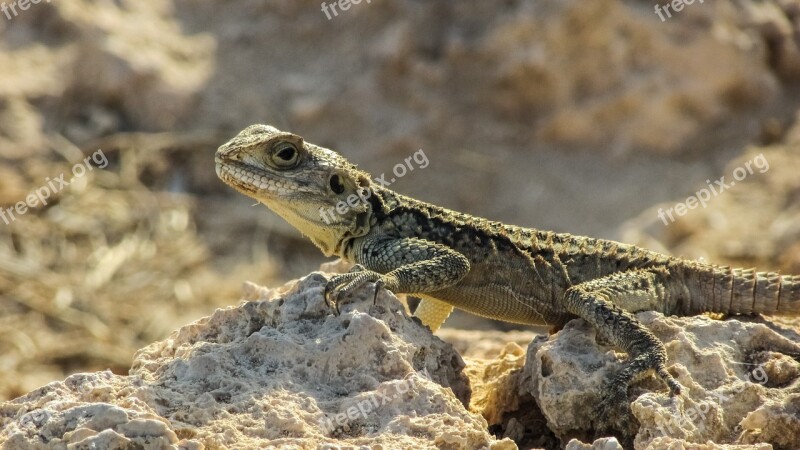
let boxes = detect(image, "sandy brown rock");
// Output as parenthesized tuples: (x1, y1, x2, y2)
(3, 275, 800, 450)
(0, 274, 517, 449)
(0, 370, 178, 449)
(521, 312, 800, 449)
(463, 342, 526, 426)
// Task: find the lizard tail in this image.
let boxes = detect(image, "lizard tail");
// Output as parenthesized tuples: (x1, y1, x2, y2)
(698, 265, 800, 316)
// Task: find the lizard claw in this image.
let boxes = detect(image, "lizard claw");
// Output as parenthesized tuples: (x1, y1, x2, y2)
(373, 279, 385, 305)
(660, 369, 682, 396)
(323, 280, 341, 316)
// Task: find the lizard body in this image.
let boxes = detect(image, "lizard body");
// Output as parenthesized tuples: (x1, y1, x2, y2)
(215, 124, 800, 433)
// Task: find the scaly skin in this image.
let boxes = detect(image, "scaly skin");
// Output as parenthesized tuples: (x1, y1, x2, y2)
(215, 124, 800, 436)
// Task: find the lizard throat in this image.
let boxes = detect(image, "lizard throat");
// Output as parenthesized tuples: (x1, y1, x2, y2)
(216, 162, 351, 257)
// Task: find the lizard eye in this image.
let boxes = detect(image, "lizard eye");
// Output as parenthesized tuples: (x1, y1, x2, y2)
(329, 174, 345, 194)
(271, 141, 299, 167)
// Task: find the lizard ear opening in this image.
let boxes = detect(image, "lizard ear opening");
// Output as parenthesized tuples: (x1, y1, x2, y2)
(329, 174, 346, 194)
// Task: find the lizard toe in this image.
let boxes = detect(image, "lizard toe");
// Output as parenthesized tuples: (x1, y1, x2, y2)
(347, 264, 366, 274)
(658, 367, 682, 396)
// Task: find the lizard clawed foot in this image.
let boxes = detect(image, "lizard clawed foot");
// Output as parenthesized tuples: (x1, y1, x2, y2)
(592, 350, 682, 440)
(323, 270, 387, 315)
(593, 384, 638, 440)
(593, 361, 682, 443)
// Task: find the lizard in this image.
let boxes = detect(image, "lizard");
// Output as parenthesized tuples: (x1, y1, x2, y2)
(214, 123, 800, 435)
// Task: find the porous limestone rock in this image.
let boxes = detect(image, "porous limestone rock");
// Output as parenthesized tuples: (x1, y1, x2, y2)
(521, 311, 800, 449)
(5, 269, 800, 450)
(565, 437, 624, 450)
(0, 273, 517, 450)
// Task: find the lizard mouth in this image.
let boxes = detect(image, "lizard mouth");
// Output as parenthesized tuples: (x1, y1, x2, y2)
(215, 161, 286, 198)
(215, 159, 318, 205)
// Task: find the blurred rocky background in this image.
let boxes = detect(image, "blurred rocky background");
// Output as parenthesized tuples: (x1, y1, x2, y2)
(0, 0, 799, 404)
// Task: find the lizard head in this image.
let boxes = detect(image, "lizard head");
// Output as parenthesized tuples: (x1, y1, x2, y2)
(215, 124, 374, 256)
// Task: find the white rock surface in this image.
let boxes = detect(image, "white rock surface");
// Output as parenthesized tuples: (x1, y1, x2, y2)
(0, 273, 516, 450)
(565, 437, 623, 450)
(521, 311, 800, 449)
(4, 269, 800, 450)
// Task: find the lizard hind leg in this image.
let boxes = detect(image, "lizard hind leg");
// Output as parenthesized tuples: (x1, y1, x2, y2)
(563, 270, 682, 436)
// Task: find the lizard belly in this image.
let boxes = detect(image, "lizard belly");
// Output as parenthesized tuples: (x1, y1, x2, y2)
(425, 283, 568, 326)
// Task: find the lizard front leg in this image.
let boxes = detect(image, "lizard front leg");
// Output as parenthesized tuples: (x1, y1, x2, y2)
(563, 269, 682, 436)
(325, 237, 470, 328)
